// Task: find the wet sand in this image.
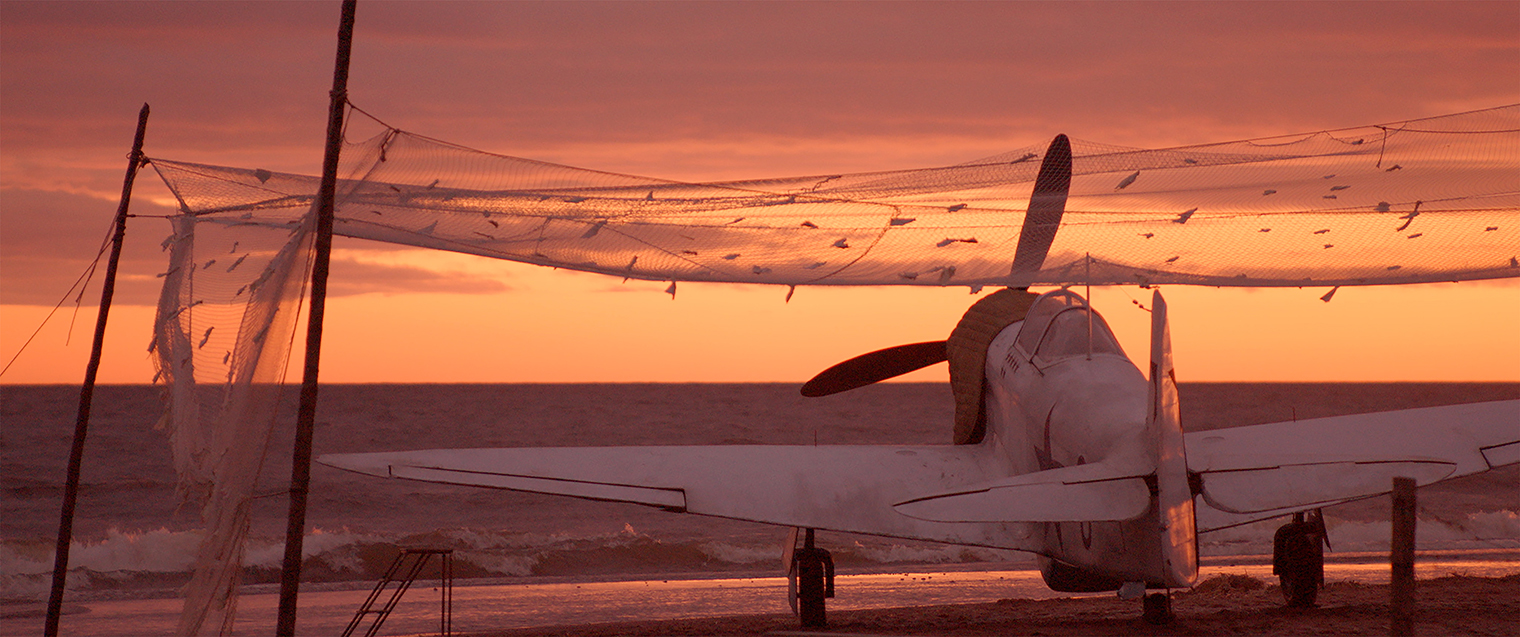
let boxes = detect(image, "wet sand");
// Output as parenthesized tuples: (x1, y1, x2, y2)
(476, 573, 1520, 636)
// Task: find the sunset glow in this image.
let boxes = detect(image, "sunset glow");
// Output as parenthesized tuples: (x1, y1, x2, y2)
(3, 1, 1517, 384)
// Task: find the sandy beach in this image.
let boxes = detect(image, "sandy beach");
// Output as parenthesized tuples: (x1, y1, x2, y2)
(478, 572, 1520, 637)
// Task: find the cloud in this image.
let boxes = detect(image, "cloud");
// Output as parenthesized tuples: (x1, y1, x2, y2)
(6, 1, 1516, 183)
(334, 1, 1520, 151)
(3, 2, 1515, 384)
(3, 3, 1515, 303)
(0, 187, 513, 306)
(326, 250, 513, 297)
(0, 188, 174, 306)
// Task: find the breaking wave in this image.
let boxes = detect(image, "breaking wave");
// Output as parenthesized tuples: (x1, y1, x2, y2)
(8, 510, 1513, 602)
(0, 523, 1010, 602)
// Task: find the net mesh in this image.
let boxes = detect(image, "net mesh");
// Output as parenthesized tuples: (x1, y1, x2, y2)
(143, 105, 1518, 634)
(153, 104, 1519, 292)
(150, 214, 315, 635)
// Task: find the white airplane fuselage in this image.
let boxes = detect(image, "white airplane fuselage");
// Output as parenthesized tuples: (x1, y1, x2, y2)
(979, 291, 1189, 590)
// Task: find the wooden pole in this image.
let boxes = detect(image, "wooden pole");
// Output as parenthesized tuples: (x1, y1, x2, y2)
(44, 103, 150, 637)
(275, 1, 355, 634)
(1390, 476, 1416, 637)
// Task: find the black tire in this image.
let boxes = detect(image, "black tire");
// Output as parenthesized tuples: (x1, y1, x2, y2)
(1280, 564, 1319, 608)
(1142, 592, 1173, 625)
(798, 589, 826, 628)
(1274, 523, 1322, 608)
(796, 548, 828, 628)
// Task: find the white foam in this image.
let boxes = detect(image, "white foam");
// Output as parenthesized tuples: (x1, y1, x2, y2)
(457, 552, 538, 577)
(242, 527, 380, 569)
(696, 541, 776, 565)
(1, 528, 202, 576)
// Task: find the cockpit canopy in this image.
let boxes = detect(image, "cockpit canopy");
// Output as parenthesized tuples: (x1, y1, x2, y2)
(1015, 289, 1126, 364)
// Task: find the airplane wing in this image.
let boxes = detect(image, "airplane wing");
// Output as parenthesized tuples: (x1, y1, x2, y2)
(319, 443, 1135, 549)
(891, 459, 1152, 523)
(1187, 400, 1520, 532)
(319, 400, 1516, 540)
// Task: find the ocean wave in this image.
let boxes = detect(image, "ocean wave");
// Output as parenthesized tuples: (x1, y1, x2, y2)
(697, 541, 778, 566)
(2, 529, 200, 577)
(6, 510, 1514, 602)
(1, 525, 779, 601)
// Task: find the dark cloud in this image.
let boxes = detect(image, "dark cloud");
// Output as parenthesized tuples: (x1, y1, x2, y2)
(325, 251, 513, 297)
(5, 1, 1516, 168)
(0, 188, 510, 305)
(0, 189, 175, 306)
(337, 1, 1520, 149)
(3, 1, 1515, 306)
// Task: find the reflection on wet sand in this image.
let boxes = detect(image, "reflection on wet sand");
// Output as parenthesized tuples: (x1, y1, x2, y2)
(10, 549, 1516, 636)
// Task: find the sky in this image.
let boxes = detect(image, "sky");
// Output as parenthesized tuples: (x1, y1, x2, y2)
(2, 0, 1517, 384)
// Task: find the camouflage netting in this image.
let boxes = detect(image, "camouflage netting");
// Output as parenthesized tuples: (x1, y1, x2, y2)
(143, 104, 1517, 634)
(153, 104, 1519, 294)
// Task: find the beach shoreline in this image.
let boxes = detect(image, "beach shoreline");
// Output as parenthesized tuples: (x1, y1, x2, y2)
(8, 552, 1517, 636)
(472, 572, 1520, 637)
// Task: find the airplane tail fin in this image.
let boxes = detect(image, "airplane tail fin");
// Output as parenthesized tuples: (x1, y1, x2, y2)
(1149, 290, 1198, 587)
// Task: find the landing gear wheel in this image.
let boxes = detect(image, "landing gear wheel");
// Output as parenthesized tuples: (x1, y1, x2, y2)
(792, 529, 834, 629)
(1142, 592, 1173, 625)
(798, 584, 826, 629)
(1273, 513, 1325, 608)
(1279, 563, 1318, 608)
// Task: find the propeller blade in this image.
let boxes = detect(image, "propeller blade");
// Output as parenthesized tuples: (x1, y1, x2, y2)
(1010, 134, 1073, 275)
(801, 137, 1067, 402)
(801, 341, 947, 397)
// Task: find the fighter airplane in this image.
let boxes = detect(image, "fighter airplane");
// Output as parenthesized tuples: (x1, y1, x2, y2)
(312, 130, 1520, 625)
(319, 284, 1517, 624)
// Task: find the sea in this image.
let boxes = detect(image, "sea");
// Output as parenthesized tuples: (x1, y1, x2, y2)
(3, 383, 1518, 635)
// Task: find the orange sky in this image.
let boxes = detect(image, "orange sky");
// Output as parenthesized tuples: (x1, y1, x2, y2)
(3, 1, 1517, 384)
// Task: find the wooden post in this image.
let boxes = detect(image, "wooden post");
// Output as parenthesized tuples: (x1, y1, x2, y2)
(1390, 476, 1416, 637)
(44, 103, 150, 637)
(275, 1, 355, 634)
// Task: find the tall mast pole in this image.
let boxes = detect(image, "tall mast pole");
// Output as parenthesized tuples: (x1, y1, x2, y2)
(276, 1, 355, 633)
(45, 103, 151, 637)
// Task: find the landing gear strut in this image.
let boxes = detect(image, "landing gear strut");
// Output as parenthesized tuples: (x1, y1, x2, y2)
(1273, 510, 1327, 608)
(791, 528, 834, 628)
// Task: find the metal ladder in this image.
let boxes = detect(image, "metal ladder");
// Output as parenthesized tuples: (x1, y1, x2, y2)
(341, 548, 453, 637)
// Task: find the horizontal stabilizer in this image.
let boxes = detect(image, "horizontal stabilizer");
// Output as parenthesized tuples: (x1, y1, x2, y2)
(893, 462, 1151, 523)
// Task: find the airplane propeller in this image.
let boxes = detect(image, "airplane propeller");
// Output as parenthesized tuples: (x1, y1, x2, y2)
(801, 134, 1072, 398)
(800, 341, 948, 397)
